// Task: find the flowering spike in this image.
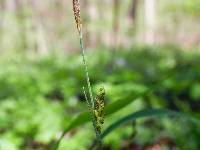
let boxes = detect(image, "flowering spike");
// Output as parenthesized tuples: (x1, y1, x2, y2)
(94, 87, 105, 133)
(73, 0, 82, 33)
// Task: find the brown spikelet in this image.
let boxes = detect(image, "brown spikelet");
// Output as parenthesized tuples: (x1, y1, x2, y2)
(73, 0, 82, 33)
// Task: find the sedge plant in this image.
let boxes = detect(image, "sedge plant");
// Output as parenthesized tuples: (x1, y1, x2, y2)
(73, 0, 105, 149)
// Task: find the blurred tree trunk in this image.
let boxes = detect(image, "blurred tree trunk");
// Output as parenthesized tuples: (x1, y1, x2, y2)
(31, 0, 48, 56)
(126, 0, 139, 47)
(82, 0, 90, 47)
(20, 0, 34, 54)
(144, 0, 156, 44)
(129, 0, 138, 27)
(112, 0, 120, 48)
(5, 0, 17, 12)
(0, 1, 3, 9)
(109, 0, 121, 71)
(1, 0, 22, 54)
(86, 1, 99, 48)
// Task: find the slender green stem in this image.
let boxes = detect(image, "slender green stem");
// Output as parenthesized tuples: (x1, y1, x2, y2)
(52, 29, 103, 150)
(83, 87, 103, 149)
(83, 86, 90, 107)
(79, 31, 103, 150)
(79, 32, 94, 109)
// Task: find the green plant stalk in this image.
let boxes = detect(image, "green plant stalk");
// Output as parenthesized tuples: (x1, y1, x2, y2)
(79, 31, 103, 150)
(52, 69, 175, 150)
(52, 32, 103, 150)
(79, 32, 94, 108)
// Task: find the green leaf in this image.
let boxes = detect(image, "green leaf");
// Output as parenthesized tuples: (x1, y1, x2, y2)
(60, 91, 146, 135)
(104, 93, 141, 115)
(51, 112, 90, 150)
(78, 108, 200, 149)
(64, 112, 90, 132)
(101, 109, 174, 138)
(52, 92, 145, 150)
(101, 109, 200, 139)
(53, 74, 177, 149)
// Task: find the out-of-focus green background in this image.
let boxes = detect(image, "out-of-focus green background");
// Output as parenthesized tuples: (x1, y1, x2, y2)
(0, 0, 200, 150)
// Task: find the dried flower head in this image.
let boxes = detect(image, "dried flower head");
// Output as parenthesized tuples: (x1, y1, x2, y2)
(73, 0, 82, 33)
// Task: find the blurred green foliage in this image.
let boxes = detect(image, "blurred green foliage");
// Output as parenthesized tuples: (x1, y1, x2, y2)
(0, 46, 200, 150)
(165, 0, 200, 16)
(184, 0, 200, 16)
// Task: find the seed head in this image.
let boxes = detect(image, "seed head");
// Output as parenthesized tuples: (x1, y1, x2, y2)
(73, 0, 82, 33)
(94, 87, 105, 133)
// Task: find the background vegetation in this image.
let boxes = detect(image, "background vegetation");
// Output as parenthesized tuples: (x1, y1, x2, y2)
(0, 0, 200, 150)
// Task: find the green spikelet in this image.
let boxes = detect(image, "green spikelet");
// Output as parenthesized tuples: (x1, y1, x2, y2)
(94, 87, 105, 133)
